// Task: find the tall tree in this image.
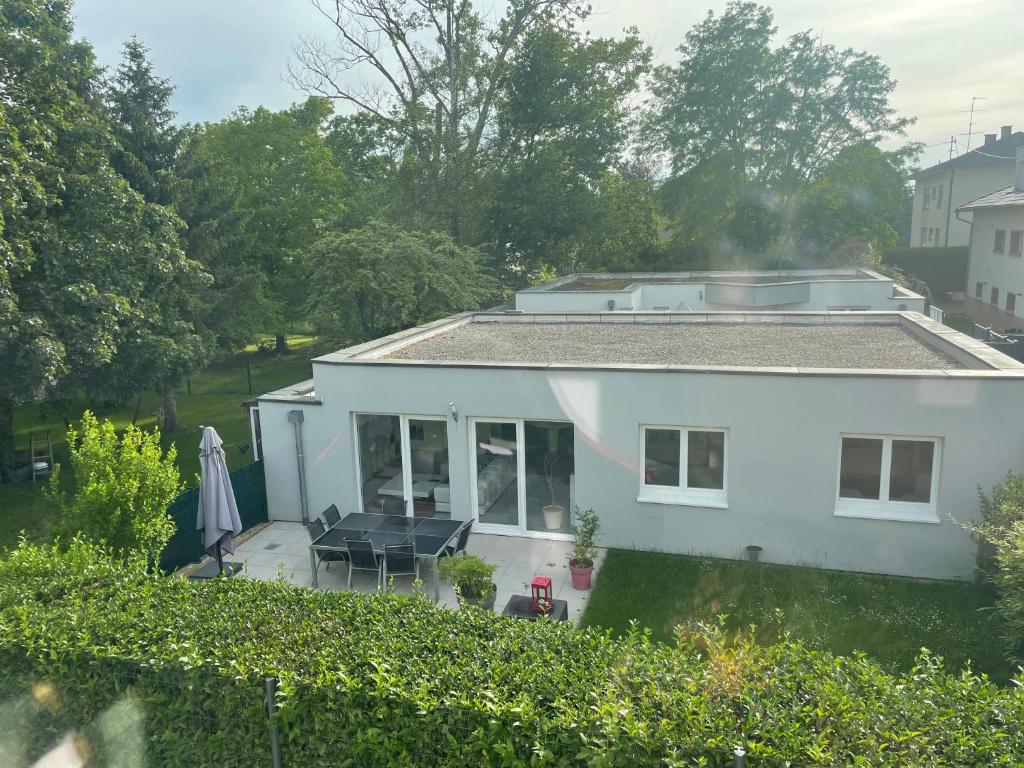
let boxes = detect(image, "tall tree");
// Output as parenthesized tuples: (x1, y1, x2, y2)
(106, 37, 181, 205)
(291, 0, 596, 239)
(102, 38, 212, 432)
(307, 221, 497, 341)
(486, 21, 650, 279)
(0, 0, 198, 479)
(194, 98, 347, 351)
(646, 1, 913, 264)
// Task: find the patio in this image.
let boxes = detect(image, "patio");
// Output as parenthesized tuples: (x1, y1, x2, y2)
(220, 521, 606, 622)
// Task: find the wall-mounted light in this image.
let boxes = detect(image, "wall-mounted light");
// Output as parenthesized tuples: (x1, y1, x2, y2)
(449, 401, 459, 421)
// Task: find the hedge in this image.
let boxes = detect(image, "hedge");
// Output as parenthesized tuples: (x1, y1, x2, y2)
(1, 541, 1023, 767)
(882, 246, 969, 299)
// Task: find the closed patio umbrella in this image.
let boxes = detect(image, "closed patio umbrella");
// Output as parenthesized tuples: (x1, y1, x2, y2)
(194, 426, 244, 578)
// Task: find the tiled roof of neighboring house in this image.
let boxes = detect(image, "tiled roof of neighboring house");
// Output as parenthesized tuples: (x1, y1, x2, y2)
(957, 186, 1024, 211)
(915, 132, 1024, 177)
(381, 320, 963, 370)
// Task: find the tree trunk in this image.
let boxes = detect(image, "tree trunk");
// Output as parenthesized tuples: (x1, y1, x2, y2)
(0, 397, 14, 483)
(131, 394, 144, 425)
(162, 388, 179, 435)
(275, 334, 289, 354)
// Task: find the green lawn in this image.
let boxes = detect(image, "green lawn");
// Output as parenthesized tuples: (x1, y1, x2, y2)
(0, 335, 332, 550)
(581, 549, 1009, 682)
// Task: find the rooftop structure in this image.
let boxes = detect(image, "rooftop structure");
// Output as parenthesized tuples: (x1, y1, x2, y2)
(512, 270, 924, 314)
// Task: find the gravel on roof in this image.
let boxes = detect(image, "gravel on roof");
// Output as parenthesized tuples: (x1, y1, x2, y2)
(382, 321, 965, 370)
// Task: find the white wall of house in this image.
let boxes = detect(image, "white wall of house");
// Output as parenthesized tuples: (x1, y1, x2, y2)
(258, 360, 1024, 581)
(912, 165, 1016, 247)
(515, 279, 924, 313)
(965, 206, 1024, 318)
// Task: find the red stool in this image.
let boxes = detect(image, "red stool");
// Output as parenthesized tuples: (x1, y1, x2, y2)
(531, 575, 553, 614)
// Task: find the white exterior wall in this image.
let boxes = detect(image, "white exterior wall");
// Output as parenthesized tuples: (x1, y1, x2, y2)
(259, 362, 1024, 581)
(516, 280, 924, 313)
(912, 165, 1014, 247)
(966, 206, 1024, 318)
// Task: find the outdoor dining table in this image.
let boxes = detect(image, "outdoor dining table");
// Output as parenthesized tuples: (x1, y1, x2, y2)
(309, 511, 463, 600)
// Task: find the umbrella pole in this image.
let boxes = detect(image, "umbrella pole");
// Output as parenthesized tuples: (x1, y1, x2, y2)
(216, 544, 224, 575)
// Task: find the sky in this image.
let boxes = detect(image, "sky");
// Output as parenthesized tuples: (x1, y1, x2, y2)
(73, 0, 1024, 168)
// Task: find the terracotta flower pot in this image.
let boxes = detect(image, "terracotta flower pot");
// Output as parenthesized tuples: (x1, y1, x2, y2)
(569, 560, 593, 590)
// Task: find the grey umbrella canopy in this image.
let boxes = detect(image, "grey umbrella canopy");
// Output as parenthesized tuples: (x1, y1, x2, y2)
(197, 426, 243, 566)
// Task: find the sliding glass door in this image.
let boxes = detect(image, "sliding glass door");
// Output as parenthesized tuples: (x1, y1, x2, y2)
(470, 418, 574, 537)
(356, 414, 451, 519)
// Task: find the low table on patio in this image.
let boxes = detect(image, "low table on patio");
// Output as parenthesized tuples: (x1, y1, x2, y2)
(501, 595, 569, 622)
(309, 512, 462, 600)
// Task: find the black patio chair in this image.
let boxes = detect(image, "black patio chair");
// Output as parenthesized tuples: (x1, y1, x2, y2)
(382, 543, 419, 590)
(345, 538, 381, 590)
(439, 520, 473, 559)
(307, 519, 348, 574)
(322, 504, 342, 529)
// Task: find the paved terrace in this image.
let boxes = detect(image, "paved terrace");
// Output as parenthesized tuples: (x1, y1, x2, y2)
(383, 321, 963, 370)
(217, 522, 605, 623)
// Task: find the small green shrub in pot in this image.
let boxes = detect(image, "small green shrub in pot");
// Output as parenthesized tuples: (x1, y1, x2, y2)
(569, 506, 600, 590)
(438, 554, 497, 608)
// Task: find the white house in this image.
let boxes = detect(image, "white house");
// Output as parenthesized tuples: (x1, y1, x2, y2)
(513, 269, 925, 313)
(911, 125, 1024, 248)
(254, 274, 1024, 582)
(960, 148, 1024, 330)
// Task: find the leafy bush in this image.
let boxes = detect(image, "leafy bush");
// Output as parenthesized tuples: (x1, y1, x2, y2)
(45, 411, 182, 565)
(438, 554, 496, 600)
(1, 541, 1023, 767)
(570, 506, 599, 567)
(974, 474, 1024, 664)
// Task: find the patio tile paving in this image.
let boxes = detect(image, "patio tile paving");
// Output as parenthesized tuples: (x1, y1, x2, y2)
(221, 521, 604, 625)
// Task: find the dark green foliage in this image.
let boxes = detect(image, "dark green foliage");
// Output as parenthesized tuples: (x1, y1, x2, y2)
(2, 541, 1023, 766)
(973, 474, 1024, 666)
(0, 0, 205, 477)
(307, 221, 498, 341)
(882, 246, 969, 299)
(647, 2, 917, 267)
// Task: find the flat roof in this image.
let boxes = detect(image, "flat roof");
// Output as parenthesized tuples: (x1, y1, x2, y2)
(295, 312, 1024, 383)
(381, 320, 961, 370)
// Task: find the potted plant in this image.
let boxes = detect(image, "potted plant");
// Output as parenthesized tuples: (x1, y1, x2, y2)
(568, 506, 600, 590)
(542, 452, 566, 530)
(438, 555, 497, 610)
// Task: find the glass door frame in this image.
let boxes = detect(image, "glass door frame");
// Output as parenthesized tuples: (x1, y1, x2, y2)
(353, 412, 450, 518)
(468, 416, 574, 541)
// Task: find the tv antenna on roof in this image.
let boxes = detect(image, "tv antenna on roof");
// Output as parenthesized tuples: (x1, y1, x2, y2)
(955, 96, 988, 152)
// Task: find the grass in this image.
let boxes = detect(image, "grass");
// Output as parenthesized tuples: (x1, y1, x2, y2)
(580, 549, 1009, 682)
(0, 335, 333, 550)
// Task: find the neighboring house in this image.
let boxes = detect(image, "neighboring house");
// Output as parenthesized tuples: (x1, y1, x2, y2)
(513, 269, 925, 313)
(960, 147, 1024, 330)
(911, 125, 1024, 248)
(254, 271, 1024, 582)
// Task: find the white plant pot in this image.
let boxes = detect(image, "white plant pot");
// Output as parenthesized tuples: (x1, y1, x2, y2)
(542, 504, 565, 530)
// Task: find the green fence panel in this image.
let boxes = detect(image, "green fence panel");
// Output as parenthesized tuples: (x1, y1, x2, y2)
(159, 459, 268, 572)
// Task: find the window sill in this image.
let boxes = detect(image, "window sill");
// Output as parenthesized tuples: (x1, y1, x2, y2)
(638, 487, 728, 509)
(834, 500, 939, 525)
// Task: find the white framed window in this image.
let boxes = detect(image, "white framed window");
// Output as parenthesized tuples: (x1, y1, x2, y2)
(936, 185, 944, 208)
(1010, 230, 1023, 257)
(638, 425, 727, 507)
(923, 188, 931, 209)
(835, 434, 941, 523)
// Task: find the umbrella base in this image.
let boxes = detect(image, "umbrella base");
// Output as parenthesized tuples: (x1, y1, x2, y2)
(189, 560, 244, 580)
